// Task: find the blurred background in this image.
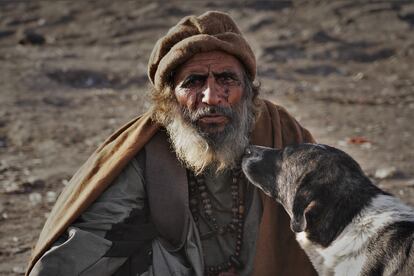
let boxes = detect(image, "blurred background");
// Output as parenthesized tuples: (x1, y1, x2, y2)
(0, 1, 413, 274)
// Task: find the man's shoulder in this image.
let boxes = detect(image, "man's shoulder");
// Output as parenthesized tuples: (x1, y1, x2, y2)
(257, 98, 296, 121)
(255, 98, 315, 145)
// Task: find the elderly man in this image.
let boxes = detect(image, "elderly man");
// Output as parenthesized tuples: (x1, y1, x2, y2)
(27, 11, 316, 276)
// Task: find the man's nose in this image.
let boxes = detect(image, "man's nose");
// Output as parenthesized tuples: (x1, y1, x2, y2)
(201, 76, 222, 106)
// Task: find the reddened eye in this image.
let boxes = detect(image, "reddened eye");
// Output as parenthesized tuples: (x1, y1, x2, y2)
(181, 74, 206, 89)
(214, 72, 240, 87)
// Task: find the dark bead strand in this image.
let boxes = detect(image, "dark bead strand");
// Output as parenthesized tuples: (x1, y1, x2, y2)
(189, 181, 198, 222)
(188, 167, 246, 276)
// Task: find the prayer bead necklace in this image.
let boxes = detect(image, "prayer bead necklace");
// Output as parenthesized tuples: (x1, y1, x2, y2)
(188, 167, 245, 276)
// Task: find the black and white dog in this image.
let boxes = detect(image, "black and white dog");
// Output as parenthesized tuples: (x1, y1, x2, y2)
(242, 144, 414, 276)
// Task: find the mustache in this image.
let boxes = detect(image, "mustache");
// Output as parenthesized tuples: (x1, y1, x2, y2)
(181, 106, 235, 123)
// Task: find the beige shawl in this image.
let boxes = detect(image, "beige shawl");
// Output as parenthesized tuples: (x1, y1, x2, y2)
(27, 99, 316, 276)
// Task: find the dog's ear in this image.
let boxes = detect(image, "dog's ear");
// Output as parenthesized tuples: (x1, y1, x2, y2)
(290, 200, 318, 233)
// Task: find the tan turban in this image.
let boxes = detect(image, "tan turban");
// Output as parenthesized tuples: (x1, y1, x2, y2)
(147, 11, 256, 90)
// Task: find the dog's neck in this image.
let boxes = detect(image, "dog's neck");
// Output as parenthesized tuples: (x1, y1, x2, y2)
(296, 194, 414, 275)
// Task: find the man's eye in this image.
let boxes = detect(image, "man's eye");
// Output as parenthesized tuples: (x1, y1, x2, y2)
(216, 73, 239, 86)
(181, 75, 205, 88)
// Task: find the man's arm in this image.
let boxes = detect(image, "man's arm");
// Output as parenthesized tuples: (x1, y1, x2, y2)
(30, 153, 154, 276)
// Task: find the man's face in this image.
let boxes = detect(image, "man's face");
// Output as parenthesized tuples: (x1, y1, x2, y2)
(173, 51, 245, 136)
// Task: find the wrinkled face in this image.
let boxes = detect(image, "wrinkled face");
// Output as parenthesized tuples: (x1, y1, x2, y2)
(162, 51, 255, 174)
(173, 51, 245, 137)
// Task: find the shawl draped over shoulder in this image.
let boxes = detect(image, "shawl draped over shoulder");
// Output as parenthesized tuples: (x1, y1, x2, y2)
(26, 99, 317, 276)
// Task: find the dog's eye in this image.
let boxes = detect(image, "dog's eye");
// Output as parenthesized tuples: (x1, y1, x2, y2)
(283, 147, 294, 158)
(314, 144, 327, 150)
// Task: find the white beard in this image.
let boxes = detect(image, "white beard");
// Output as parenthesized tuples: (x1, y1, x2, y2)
(165, 98, 254, 175)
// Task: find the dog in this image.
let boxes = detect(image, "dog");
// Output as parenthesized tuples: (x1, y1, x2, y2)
(242, 143, 414, 276)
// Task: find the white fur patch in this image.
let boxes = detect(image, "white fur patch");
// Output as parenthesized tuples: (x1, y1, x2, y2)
(310, 194, 414, 275)
(296, 231, 311, 247)
(334, 255, 367, 276)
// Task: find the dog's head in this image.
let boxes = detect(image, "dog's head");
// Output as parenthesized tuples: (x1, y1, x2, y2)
(242, 143, 384, 247)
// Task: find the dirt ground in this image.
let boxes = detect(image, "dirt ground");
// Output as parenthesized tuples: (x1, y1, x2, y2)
(1, 1, 413, 274)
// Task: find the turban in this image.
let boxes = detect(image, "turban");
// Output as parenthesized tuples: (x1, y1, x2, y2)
(148, 11, 256, 90)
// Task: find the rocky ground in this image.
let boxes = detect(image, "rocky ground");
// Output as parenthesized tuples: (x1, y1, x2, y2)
(0, 1, 413, 274)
